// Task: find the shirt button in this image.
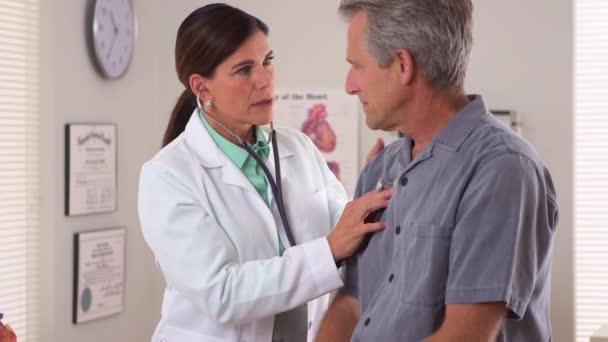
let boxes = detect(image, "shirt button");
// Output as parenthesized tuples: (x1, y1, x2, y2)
(396, 225, 401, 235)
(400, 175, 408, 186)
(389, 274, 394, 282)
(364, 318, 371, 326)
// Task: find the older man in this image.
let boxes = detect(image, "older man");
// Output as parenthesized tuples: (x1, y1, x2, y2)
(317, 1, 558, 341)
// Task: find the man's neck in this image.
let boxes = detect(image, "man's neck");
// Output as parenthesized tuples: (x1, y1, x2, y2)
(398, 90, 470, 159)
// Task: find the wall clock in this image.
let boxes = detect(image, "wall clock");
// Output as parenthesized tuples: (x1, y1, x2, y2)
(87, 0, 136, 79)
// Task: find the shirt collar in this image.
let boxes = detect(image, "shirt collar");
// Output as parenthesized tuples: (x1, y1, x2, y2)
(199, 109, 269, 169)
(432, 94, 489, 151)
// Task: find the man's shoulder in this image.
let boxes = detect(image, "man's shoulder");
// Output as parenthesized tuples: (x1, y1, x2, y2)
(465, 115, 545, 170)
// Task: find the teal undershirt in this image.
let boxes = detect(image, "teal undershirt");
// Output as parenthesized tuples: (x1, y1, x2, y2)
(199, 110, 286, 254)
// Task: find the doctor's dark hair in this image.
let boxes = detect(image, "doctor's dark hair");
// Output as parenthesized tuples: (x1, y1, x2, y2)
(339, 0, 473, 95)
(162, 3, 269, 147)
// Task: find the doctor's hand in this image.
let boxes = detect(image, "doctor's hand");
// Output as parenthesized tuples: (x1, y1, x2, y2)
(327, 187, 393, 263)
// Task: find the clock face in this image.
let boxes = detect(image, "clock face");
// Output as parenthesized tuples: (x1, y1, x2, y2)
(92, 0, 135, 79)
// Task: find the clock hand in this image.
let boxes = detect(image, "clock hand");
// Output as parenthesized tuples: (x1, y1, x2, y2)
(106, 12, 119, 60)
(106, 30, 117, 60)
(110, 11, 119, 33)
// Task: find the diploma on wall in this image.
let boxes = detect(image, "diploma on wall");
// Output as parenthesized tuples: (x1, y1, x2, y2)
(73, 227, 126, 324)
(65, 123, 117, 216)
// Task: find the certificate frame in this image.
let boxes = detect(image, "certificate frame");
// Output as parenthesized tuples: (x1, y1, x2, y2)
(65, 123, 117, 216)
(73, 227, 127, 324)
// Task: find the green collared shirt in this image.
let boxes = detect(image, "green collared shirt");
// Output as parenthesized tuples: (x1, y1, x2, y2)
(199, 110, 286, 254)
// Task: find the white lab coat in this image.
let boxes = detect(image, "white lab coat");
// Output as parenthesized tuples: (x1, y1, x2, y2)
(138, 111, 347, 342)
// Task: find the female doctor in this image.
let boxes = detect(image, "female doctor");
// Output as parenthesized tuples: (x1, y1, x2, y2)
(137, 4, 392, 342)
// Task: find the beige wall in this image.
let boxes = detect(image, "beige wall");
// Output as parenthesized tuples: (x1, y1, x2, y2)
(40, 0, 163, 341)
(39, 0, 574, 341)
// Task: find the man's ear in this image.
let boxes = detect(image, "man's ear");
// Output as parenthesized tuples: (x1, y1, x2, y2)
(394, 48, 415, 85)
(188, 74, 209, 97)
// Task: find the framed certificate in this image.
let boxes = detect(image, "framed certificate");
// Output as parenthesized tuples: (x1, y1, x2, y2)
(73, 227, 126, 324)
(65, 123, 117, 216)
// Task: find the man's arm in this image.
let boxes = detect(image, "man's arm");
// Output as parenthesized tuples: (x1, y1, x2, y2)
(424, 302, 506, 342)
(316, 291, 360, 342)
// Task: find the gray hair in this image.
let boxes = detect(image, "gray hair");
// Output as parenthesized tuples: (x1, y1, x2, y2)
(339, 0, 473, 93)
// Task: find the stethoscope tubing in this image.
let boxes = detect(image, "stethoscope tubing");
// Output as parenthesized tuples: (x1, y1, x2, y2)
(242, 133, 297, 248)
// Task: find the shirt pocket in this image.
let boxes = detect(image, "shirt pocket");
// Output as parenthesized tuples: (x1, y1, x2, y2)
(397, 223, 453, 306)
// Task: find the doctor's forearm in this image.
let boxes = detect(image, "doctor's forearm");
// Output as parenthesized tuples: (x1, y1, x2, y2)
(195, 237, 343, 325)
(316, 292, 359, 342)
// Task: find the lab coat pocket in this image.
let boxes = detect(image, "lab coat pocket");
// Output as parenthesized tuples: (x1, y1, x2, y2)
(288, 188, 330, 243)
(158, 325, 226, 342)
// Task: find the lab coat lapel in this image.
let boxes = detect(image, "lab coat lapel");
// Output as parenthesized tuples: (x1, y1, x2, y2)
(183, 109, 257, 193)
(184, 115, 298, 254)
(221, 160, 257, 191)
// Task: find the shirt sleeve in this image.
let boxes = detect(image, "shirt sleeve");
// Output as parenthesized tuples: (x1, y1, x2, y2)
(445, 153, 558, 319)
(138, 161, 344, 325)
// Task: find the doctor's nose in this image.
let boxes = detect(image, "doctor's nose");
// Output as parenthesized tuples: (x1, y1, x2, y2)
(254, 67, 273, 90)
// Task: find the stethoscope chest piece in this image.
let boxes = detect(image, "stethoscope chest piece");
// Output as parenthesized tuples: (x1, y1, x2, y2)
(375, 178, 394, 192)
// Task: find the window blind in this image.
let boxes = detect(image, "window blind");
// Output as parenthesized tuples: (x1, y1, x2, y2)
(575, 1, 608, 341)
(0, 1, 40, 341)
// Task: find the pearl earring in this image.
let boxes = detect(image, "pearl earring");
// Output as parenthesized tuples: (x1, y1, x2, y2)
(205, 99, 213, 108)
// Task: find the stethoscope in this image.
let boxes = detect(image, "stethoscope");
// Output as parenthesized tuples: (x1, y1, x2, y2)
(196, 93, 297, 248)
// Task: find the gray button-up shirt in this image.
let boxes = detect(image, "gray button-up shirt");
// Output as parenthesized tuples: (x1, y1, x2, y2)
(343, 95, 558, 342)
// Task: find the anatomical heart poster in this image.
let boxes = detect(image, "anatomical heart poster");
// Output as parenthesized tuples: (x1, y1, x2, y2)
(274, 89, 360, 197)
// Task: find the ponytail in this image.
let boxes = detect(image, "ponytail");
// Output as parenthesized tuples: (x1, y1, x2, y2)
(162, 89, 197, 147)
